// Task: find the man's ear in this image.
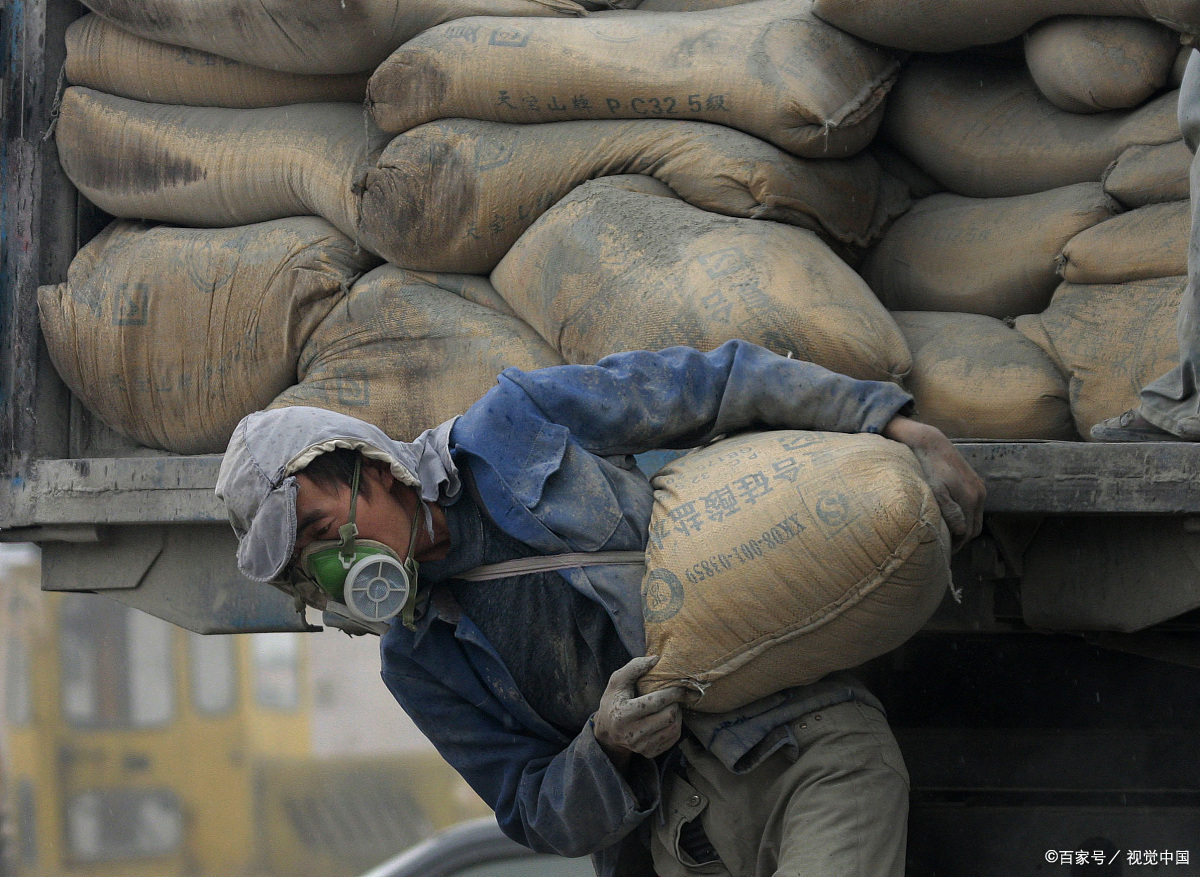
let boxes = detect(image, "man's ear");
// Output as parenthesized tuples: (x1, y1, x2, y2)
(363, 460, 396, 494)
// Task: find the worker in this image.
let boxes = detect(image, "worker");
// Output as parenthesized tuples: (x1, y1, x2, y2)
(217, 340, 985, 876)
(1093, 48, 1200, 441)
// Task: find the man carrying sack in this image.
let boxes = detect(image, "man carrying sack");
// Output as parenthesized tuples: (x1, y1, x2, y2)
(217, 341, 984, 876)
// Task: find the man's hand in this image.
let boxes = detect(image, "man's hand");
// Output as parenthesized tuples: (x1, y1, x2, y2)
(883, 415, 986, 551)
(593, 656, 688, 771)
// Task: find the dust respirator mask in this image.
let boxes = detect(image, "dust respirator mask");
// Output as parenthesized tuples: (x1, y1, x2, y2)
(297, 458, 420, 626)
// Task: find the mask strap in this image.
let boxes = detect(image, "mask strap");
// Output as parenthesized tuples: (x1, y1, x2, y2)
(400, 494, 424, 630)
(337, 457, 362, 567)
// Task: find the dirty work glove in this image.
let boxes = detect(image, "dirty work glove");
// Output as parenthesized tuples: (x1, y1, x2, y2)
(593, 655, 688, 772)
(883, 415, 986, 551)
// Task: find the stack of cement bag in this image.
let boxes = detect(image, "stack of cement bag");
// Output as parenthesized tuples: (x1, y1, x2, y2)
(42, 0, 919, 453)
(41, 0, 1200, 454)
(35, 0, 1200, 708)
(822, 1, 1197, 440)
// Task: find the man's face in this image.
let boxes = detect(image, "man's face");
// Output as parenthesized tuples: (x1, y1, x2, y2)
(292, 465, 414, 562)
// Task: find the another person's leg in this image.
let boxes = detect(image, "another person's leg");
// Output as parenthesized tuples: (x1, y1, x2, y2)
(651, 698, 909, 877)
(1093, 49, 1200, 441)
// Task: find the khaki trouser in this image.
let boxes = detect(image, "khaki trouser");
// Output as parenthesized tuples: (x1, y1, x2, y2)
(650, 701, 909, 877)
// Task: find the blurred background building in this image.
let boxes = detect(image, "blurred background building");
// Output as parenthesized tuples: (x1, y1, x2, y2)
(0, 544, 489, 877)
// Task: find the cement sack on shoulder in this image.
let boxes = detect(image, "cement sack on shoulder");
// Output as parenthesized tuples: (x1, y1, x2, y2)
(883, 58, 1181, 198)
(1024, 16, 1179, 113)
(637, 429, 951, 712)
(490, 176, 911, 382)
(367, 0, 900, 159)
(861, 184, 1118, 319)
(894, 312, 1075, 440)
(1013, 277, 1186, 436)
(1103, 139, 1192, 206)
(269, 266, 565, 440)
(55, 88, 385, 241)
(357, 117, 909, 273)
(37, 217, 377, 454)
(1059, 200, 1190, 283)
(80, 0, 586, 75)
(811, 0, 1200, 52)
(65, 15, 369, 108)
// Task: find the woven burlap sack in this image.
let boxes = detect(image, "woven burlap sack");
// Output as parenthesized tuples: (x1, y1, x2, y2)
(861, 184, 1117, 319)
(37, 217, 377, 454)
(65, 15, 369, 107)
(358, 117, 909, 273)
(80, 0, 586, 75)
(1024, 16, 1180, 113)
(636, 0, 752, 9)
(870, 143, 944, 200)
(1013, 277, 1186, 437)
(1103, 139, 1193, 207)
(368, 0, 899, 159)
(811, 0, 1200, 51)
(269, 266, 565, 440)
(491, 176, 911, 380)
(893, 312, 1075, 440)
(637, 430, 951, 712)
(55, 88, 385, 241)
(414, 271, 521, 315)
(1059, 200, 1190, 284)
(883, 58, 1181, 198)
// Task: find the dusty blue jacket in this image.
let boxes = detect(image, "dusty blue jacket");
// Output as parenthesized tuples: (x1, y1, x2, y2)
(378, 341, 912, 875)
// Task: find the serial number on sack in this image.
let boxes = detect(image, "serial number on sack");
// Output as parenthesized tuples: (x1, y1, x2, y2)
(495, 91, 731, 115)
(681, 512, 807, 585)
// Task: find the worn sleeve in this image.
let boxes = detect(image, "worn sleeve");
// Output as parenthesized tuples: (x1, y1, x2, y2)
(380, 665, 660, 858)
(481, 340, 912, 457)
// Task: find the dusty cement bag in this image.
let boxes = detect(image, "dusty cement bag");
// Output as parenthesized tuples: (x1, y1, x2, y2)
(894, 312, 1075, 440)
(637, 429, 952, 712)
(1059, 200, 1190, 284)
(870, 144, 943, 200)
(413, 271, 521, 315)
(883, 58, 1181, 198)
(811, 0, 1200, 52)
(861, 183, 1118, 319)
(357, 117, 909, 273)
(38, 217, 377, 454)
(1024, 16, 1180, 113)
(65, 14, 369, 108)
(55, 88, 386, 241)
(1013, 277, 1186, 436)
(367, 0, 900, 159)
(1103, 139, 1193, 207)
(80, 0, 586, 75)
(269, 266, 565, 440)
(635, 0, 753, 9)
(490, 175, 911, 381)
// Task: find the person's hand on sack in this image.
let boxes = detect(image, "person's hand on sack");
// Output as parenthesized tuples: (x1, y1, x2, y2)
(884, 415, 986, 551)
(593, 655, 688, 771)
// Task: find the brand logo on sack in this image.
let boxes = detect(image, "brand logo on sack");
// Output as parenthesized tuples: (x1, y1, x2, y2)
(488, 28, 529, 48)
(335, 378, 370, 407)
(113, 283, 150, 326)
(813, 492, 854, 535)
(643, 569, 685, 624)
